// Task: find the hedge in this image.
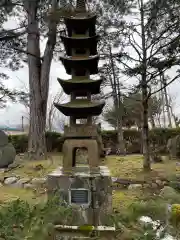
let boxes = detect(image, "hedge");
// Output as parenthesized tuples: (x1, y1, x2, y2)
(8, 132, 63, 154)
(8, 128, 180, 154)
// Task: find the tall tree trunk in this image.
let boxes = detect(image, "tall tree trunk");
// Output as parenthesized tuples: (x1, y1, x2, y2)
(142, 91, 151, 170)
(157, 114, 161, 127)
(24, 0, 58, 160)
(160, 76, 166, 128)
(109, 45, 125, 155)
(140, 0, 151, 171)
(162, 73, 172, 128)
(168, 96, 178, 127)
(48, 107, 53, 132)
(150, 115, 155, 128)
(170, 106, 178, 127)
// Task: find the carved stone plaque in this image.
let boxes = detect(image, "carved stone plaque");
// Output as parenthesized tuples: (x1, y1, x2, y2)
(64, 125, 98, 138)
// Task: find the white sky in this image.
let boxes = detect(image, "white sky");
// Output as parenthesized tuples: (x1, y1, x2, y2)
(1, 8, 180, 129)
(0, 58, 179, 129)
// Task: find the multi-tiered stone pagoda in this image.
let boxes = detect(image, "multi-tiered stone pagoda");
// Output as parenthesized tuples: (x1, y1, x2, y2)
(48, 0, 114, 237)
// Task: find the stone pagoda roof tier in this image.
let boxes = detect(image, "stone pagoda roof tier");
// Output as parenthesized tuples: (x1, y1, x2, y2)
(57, 77, 102, 95)
(54, 99, 105, 118)
(60, 35, 99, 56)
(60, 55, 99, 75)
(64, 14, 96, 37)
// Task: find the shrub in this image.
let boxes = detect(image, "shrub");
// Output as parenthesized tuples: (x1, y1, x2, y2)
(8, 132, 63, 154)
(8, 134, 28, 153)
(0, 197, 73, 240)
(102, 128, 180, 154)
(8, 128, 180, 154)
(0, 197, 179, 240)
(45, 131, 62, 152)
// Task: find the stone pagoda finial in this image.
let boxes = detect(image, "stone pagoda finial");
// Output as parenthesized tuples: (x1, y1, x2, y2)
(76, 0, 86, 12)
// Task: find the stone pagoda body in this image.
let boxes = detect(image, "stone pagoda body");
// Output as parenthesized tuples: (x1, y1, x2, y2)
(47, 0, 114, 237)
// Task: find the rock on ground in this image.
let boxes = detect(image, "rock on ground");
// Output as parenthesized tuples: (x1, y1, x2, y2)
(0, 130, 8, 147)
(160, 186, 178, 200)
(31, 178, 47, 186)
(4, 176, 18, 185)
(24, 183, 34, 189)
(0, 143, 16, 168)
(128, 184, 142, 190)
(13, 178, 31, 188)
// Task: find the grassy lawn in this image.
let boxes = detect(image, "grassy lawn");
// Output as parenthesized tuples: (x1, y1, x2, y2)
(106, 154, 179, 181)
(0, 187, 47, 205)
(1, 153, 62, 179)
(0, 154, 179, 208)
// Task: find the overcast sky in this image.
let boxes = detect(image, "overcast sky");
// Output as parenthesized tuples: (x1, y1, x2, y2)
(0, 58, 180, 129)
(1, 9, 180, 129)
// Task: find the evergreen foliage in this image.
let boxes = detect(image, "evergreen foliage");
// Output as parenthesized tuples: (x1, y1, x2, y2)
(0, 196, 74, 240)
(1, 196, 180, 239)
(7, 128, 180, 154)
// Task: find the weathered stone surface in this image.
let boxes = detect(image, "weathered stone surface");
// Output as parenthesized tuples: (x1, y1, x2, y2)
(24, 183, 34, 189)
(48, 166, 113, 226)
(0, 169, 5, 173)
(8, 162, 20, 170)
(163, 181, 168, 186)
(151, 183, 158, 189)
(0, 130, 8, 147)
(14, 178, 31, 188)
(0, 131, 15, 168)
(0, 143, 16, 168)
(128, 184, 142, 190)
(167, 136, 180, 160)
(160, 186, 178, 200)
(75, 148, 88, 165)
(4, 176, 18, 185)
(62, 139, 99, 171)
(33, 164, 44, 171)
(0, 175, 4, 183)
(31, 177, 47, 186)
(155, 179, 163, 186)
(64, 125, 98, 138)
(143, 183, 150, 188)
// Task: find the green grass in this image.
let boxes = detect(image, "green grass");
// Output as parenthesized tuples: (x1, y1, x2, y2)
(0, 187, 47, 205)
(0, 153, 62, 179)
(0, 154, 179, 208)
(105, 154, 179, 181)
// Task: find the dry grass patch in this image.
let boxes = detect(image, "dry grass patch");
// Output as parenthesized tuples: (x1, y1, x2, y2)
(0, 153, 62, 179)
(105, 154, 179, 181)
(0, 154, 179, 206)
(0, 186, 47, 205)
(1, 154, 178, 181)
(113, 189, 139, 209)
(112, 187, 159, 210)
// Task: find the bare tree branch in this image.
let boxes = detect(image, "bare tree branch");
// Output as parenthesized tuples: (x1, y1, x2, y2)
(151, 74, 180, 96)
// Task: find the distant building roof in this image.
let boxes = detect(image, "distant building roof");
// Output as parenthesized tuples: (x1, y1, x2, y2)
(0, 126, 22, 131)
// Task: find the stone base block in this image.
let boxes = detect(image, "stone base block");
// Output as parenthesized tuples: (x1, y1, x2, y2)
(52, 225, 116, 240)
(47, 166, 113, 226)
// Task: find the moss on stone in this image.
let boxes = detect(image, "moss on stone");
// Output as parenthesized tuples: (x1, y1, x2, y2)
(171, 204, 180, 221)
(78, 225, 94, 231)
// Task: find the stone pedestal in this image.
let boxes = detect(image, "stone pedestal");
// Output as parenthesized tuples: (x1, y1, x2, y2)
(62, 139, 100, 171)
(47, 166, 113, 226)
